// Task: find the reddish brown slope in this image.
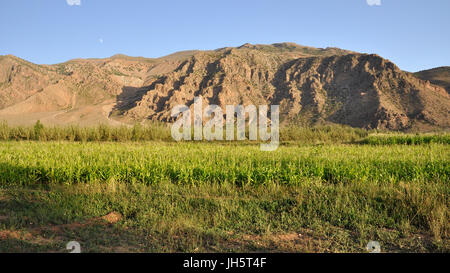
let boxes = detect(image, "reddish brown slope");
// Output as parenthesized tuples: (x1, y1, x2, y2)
(0, 43, 448, 130)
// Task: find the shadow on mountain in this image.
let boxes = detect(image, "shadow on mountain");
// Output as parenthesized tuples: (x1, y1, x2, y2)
(113, 75, 168, 114)
(113, 86, 149, 114)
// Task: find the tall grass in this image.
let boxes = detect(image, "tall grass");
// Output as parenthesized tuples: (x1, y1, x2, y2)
(0, 142, 447, 186)
(1, 121, 448, 145)
(359, 134, 450, 145)
(280, 125, 369, 143)
(0, 121, 172, 142)
(0, 121, 370, 144)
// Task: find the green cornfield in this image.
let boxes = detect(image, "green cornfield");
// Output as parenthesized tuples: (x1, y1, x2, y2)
(0, 141, 448, 186)
(0, 129, 448, 252)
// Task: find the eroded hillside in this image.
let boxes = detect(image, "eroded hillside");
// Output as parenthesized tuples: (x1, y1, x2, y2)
(0, 43, 448, 130)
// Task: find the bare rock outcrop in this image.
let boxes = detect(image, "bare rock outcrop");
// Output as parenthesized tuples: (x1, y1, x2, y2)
(0, 43, 448, 130)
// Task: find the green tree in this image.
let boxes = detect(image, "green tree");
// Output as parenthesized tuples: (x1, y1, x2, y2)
(33, 120, 44, 140)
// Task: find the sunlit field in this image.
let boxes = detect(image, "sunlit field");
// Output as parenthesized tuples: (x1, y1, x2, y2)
(0, 142, 448, 186)
(0, 124, 448, 253)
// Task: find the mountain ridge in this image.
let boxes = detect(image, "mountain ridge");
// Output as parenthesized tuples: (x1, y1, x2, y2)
(0, 43, 448, 131)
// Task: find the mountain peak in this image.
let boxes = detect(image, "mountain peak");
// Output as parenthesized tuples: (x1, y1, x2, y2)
(238, 43, 254, 49)
(110, 54, 131, 59)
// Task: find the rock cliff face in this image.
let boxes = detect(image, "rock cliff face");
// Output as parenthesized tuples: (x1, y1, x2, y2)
(0, 43, 448, 130)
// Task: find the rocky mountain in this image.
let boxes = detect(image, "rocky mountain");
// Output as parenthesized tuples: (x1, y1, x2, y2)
(0, 43, 449, 130)
(414, 67, 450, 94)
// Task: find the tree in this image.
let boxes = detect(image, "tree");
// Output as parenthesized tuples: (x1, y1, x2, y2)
(33, 120, 44, 140)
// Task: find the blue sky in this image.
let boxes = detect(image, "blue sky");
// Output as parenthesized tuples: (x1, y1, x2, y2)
(0, 0, 448, 72)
